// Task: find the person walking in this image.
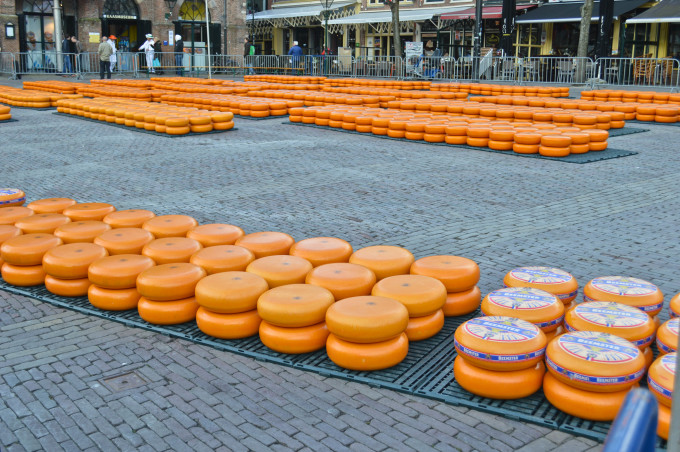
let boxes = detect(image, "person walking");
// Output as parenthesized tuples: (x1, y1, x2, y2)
(174, 34, 184, 76)
(139, 34, 155, 74)
(71, 36, 83, 74)
(153, 38, 164, 75)
(108, 35, 117, 73)
(288, 40, 303, 75)
(244, 37, 255, 75)
(97, 36, 112, 79)
(62, 34, 73, 74)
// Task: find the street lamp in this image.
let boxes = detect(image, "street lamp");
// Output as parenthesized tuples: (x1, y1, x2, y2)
(164, 0, 177, 19)
(320, 0, 334, 56)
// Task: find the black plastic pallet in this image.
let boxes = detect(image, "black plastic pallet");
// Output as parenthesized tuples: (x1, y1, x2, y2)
(0, 118, 18, 123)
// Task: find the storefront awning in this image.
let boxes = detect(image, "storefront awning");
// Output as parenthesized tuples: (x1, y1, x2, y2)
(440, 4, 535, 20)
(515, 0, 648, 23)
(327, 6, 472, 25)
(627, 0, 680, 23)
(251, 1, 356, 20)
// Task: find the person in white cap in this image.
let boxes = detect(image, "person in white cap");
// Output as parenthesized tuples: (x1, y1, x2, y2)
(139, 34, 155, 73)
(174, 34, 184, 76)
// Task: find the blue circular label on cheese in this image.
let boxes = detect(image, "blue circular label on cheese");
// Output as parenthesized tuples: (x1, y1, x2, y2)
(0, 188, 22, 196)
(487, 287, 558, 310)
(463, 316, 540, 342)
(661, 353, 676, 374)
(590, 276, 658, 296)
(648, 353, 676, 399)
(573, 302, 649, 328)
(556, 331, 640, 363)
(509, 266, 573, 285)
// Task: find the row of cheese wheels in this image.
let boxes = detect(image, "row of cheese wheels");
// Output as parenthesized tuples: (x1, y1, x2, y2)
(581, 89, 680, 104)
(91, 79, 154, 88)
(0, 86, 82, 108)
(321, 86, 469, 101)
(0, 105, 10, 122)
(55, 98, 234, 135)
(152, 81, 253, 95)
(245, 75, 326, 84)
(247, 89, 383, 108)
(75, 85, 167, 102)
(324, 78, 431, 90)
(158, 93, 295, 117)
(22, 80, 80, 94)
(429, 83, 570, 97)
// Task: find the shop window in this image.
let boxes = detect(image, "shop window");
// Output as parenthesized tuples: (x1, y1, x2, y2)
(23, 0, 52, 13)
(514, 24, 541, 58)
(668, 24, 680, 59)
(103, 0, 139, 20)
(623, 23, 658, 57)
(552, 23, 597, 57)
(179, 0, 208, 21)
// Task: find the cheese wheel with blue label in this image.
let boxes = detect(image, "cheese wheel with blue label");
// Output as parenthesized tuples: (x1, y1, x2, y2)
(503, 266, 578, 304)
(481, 287, 564, 333)
(670, 293, 680, 318)
(657, 318, 679, 354)
(647, 352, 675, 407)
(564, 301, 656, 349)
(454, 356, 545, 399)
(583, 276, 663, 316)
(546, 331, 646, 392)
(0, 189, 26, 208)
(454, 316, 547, 371)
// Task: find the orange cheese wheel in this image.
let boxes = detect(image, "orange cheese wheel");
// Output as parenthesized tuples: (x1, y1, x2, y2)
(647, 352, 675, 407)
(306, 263, 376, 300)
(325, 296, 409, 343)
(136, 263, 206, 301)
(405, 309, 444, 341)
(62, 203, 116, 221)
(454, 356, 545, 400)
(88, 285, 140, 311)
(671, 292, 680, 318)
(564, 301, 656, 348)
(546, 331, 645, 392)
(93, 227, 154, 255)
(1, 263, 45, 286)
(138, 296, 199, 325)
(289, 237, 353, 267)
(0, 225, 21, 244)
(455, 316, 547, 371)
(326, 332, 409, 371)
(141, 237, 203, 264)
(195, 307, 261, 339)
(186, 224, 245, 247)
(657, 318, 679, 354)
(194, 271, 269, 314)
(481, 287, 565, 333)
(14, 213, 71, 234)
(543, 372, 634, 421)
(54, 221, 111, 243)
(103, 209, 156, 228)
(503, 266, 578, 303)
(583, 276, 664, 316)
(348, 245, 415, 280)
(189, 245, 255, 275)
(42, 243, 108, 279)
(410, 255, 479, 292)
(371, 274, 447, 317)
(142, 215, 199, 238)
(257, 284, 334, 327)
(1, 233, 62, 266)
(27, 198, 76, 214)
(658, 404, 670, 440)
(44, 275, 91, 297)
(246, 255, 313, 287)
(88, 254, 155, 289)
(259, 321, 329, 354)
(0, 189, 27, 208)
(234, 231, 295, 258)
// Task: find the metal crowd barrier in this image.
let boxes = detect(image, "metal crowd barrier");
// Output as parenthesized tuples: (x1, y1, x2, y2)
(13, 51, 76, 77)
(596, 57, 680, 89)
(0, 52, 16, 79)
(354, 56, 404, 79)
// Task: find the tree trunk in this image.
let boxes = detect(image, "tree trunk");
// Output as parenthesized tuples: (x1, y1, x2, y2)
(575, 0, 594, 82)
(391, 2, 401, 58)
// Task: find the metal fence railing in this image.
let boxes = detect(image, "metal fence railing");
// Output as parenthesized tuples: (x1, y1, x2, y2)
(0, 52, 16, 79)
(596, 57, 680, 89)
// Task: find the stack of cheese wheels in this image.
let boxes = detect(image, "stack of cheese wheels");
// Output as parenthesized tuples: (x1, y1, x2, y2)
(1, 234, 62, 286)
(325, 296, 409, 370)
(564, 301, 656, 368)
(136, 263, 206, 324)
(87, 255, 155, 310)
(94, 228, 155, 255)
(14, 213, 71, 234)
(481, 287, 565, 341)
(234, 231, 295, 258)
(194, 271, 268, 339)
(454, 316, 547, 399)
(54, 221, 111, 243)
(103, 209, 156, 228)
(583, 276, 664, 318)
(372, 275, 447, 341)
(0, 206, 34, 225)
(42, 243, 108, 296)
(0, 225, 22, 269)
(306, 263, 376, 301)
(0, 189, 27, 208)
(503, 266, 578, 307)
(186, 223, 245, 247)
(190, 245, 255, 275)
(410, 255, 481, 316)
(647, 353, 675, 439)
(657, 318, 679, 354)
(246, 255, 313, 288)
(142, 237, 203, 264)
(348, 245, 415, 281)
(142, 214, 198, 238)
(544, 331, 646, 421)
(62, 203, 116, 221)
(26, 198, 76, 214)
(257, 284, 335, 353)
(670, 293, 680, 318)
(289, 237, 353, 267)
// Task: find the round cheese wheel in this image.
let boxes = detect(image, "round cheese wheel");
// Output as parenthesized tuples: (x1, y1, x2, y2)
(257, 284, 334, 327)
(455, 316, 547, 371)
(405, 309, 444, 341)
(94, 228, 154, 255)
(27, 198, 76, 214)
(195, 271, 269, 314)
(657, 318, 679, 354)
(564, 301, 656, 348)
(136, 263, 206, 301)
(0, 225, 21, 244)
(63, 203, 116, 221)
(186, 223, 245, 247)
(138, 296, 199, 325)
(503, 266, 578, 304)
(371, 274, 447, 317)
(326, 332, 409, 371)
(1, 263, 45, 286)
(0, 206, 34, 225)
(141, 237, 203, 264)
(306, 263, 376, 301)
(54, 221, 111, 243)
(326, 296, 409, 344)
(583, 276, 663, 316)
(259, 321, 329, 354)
(42, 243, 108, 279)
(289, 237, 353, 267)
(0, 189, 26, 207)
(190, 245, 255, 275)
(543, 372, 635, 421)
(103, 209, 156, 228)
(410, 255, 479, 292)
(15, 213, 71, 234)
(234, 231, 295, 258)
(246, 255, 313, 288)
(647, 353, 675, 407)
(444, 286, 482, 316)
(88, 285, 140, 311)
(195, 307, 261, 339)
(670, 292, 680, 318)
(1, 233, 62, 266)
(454, 356, 545, 399)
(481, 287, 564, 332)
(658, 404, 670, 440)
(88, 254, 155, 289)
(44, 275, 91, 297)
(546, 331, 646, 392)
(142, 215, 199, 238)
(349, 245, 415, 280)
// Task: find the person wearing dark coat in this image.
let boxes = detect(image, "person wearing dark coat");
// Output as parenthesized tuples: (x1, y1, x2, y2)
(62, 35, 73, 74)
(174, 34, 184, 76)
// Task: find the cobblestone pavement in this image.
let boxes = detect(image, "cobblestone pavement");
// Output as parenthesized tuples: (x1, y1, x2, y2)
(1, 80, 678, 451)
